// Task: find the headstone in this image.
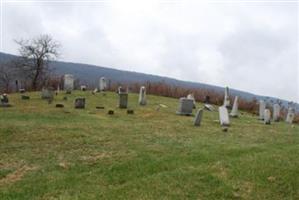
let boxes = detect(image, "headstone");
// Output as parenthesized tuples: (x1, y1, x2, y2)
(56, 104, 64, 108)
(204, 104, 214, 111)
(127, 109, 134, 114)
(223, 87, 230, 108)
(204, 95, 210, 104)
(187, 93, 196, 108)
(80, 85, 87, 91)
(21, 95, 30, 100)
(117, 86, 126, 94)
(74, 98, 85, 109)
(64, 74, 74, 93)
(96, 106, 105, 109)
(99, 77, 108, 91)
(108, 110, 114, 115)
(219, 106, 230, 126)
(19, 89, 25, 93)
(119, 92, 128, 108)
(273, 103, 280, 122)
(259, 100, 266, 120)
(63, 96, 68, 101)
(264, 109, 271, 124)
(230, 96, 239, 117)
(0, 94, 9, 103)
(176, 97, 193, 116)
(194, 109, 203, 126)
(138, 86, 147, 105)
(286, 107, 295, 124)
(41, 88, 54, 100)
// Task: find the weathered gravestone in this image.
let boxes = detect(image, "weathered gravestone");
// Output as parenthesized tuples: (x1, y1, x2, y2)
(223, 87, 230, 108)
(21, 95, 30, 100)
(99, 77, 108, 91)
(286, 107, 295, 124)
(219, 106, 230, 126)
(19, 89, 26, 93)
(74, 98, 85, 109)
(0, 94, 11, 107)
(41, 88, 54, 100)
(127, 109, 134, 114)
(273, 103, 281, 122)
(138, 86, 147, 105)
(194, 109, 203, 126)
(230, 96, 239, 117)
(204, 95, 210, 104)
(259, 100, 266, 120)
(264, 109, 271, 124)
(176, 98, 193, 116)
(119, 92, 128, 108)
(80, 85, 87, 91)
(56, 104, 64, 108)
(187, 93, 196, 108)
(64, 74, 74, 93)
(204, 104, 215, 111)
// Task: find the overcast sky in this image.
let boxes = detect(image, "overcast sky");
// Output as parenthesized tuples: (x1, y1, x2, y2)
(1, 0, 298, 102)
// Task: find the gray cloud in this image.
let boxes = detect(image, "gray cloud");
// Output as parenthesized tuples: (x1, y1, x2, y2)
(1, 0, 298, 102)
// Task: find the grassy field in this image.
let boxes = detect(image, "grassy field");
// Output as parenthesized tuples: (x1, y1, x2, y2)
(0, 91, 298, 200)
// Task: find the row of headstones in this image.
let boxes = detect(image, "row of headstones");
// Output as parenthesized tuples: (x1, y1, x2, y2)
(176, 86, 296, 128)
(64, 74, 110, 93)
(259, 100, 295, 124)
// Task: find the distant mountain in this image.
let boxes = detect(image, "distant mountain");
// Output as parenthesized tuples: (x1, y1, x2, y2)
(0, 52, 297, 110)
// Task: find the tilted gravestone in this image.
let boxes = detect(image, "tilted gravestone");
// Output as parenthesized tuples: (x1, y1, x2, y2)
(264, 109, 271, 124)
(119, 92, 128, 108)
(286, 107, 295, 124)
(273, 103, 280, 122)
(223, 87, 230, 108)
(64, 74, 74, 93)
(230, 96, 239, 118)
(41, 88, 54, 100)
(176, 98, 193, 116)
(138, 86, 147, 105)
(259, 100, 266, 120)
(204, 104, 214, 111)
(74, 98, 85, 109)
(80, 85, 87, 91)
(194, 109, 203, 126)
(187, 93, 196, 108)
(219, 106, 230, 126)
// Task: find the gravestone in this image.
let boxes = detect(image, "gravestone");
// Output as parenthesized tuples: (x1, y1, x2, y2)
(204, 96, 210, 104)
(21, 95, 30, 100)
(0, 94, 11, 107)
(219, 106, 230, 126)
(41, 88, 54, 100)
(96, 106, 105, 109)
(119, 92, 128, 108)
(80, 85, 87, 91)
(264, 109, 271, 124)
(230, 96, 239, 117)
(259, 100, 266, 120)
(194, 109, 203, 126)
(108, 110, 114, 115)
(99, 77, 108, 91)
(286, 107, 295, 124)
(56, 104, 64, 108)
(176, 98, 193, 116)
(127, 109, 134, 114)
(74, 98, 85, 109)
(19, 89, 25, 93)
(273, 103, 280, 122)
(204, 104, 214, 111)
(64, 74, 74, 93)
(187, 93, 196, 108)
(138, 86, 147, 105)
(223, 87, 230, 108)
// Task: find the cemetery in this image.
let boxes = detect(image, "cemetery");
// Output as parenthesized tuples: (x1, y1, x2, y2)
(0, 84, 298, 199)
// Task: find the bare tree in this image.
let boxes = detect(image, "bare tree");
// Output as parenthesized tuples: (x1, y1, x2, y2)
(15, 34, 60, 90)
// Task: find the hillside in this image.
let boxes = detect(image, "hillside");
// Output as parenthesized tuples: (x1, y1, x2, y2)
(0, 91, 298, 199)
(1, 52, 296, 110)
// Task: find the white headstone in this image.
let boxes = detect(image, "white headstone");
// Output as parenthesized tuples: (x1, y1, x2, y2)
(138, 86, 147, 105)
(64, 74, 74, 92)
(41, 88, 54, 99)
(194, 109, 203, 126)
(230, 96, 239, 117)
(273, 103, 280, 122)
(264, 109, 271, 124)
(223, 87, 230, 108)
(219, 106, 230, 126)
(187, 93, 196, 108)
(99, 77, 107, 91)
(259, 100, 266, 120)
(80, 85, 87, 91)
(286, 107, 295, 124)
(176, 98, 194, 115)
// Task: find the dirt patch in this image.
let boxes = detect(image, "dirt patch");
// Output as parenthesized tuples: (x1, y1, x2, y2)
(80, 152, 112, 163)
(0, 165, 38, 186)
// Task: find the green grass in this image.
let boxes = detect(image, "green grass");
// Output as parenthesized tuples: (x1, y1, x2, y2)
(0, 91, 298, 200)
